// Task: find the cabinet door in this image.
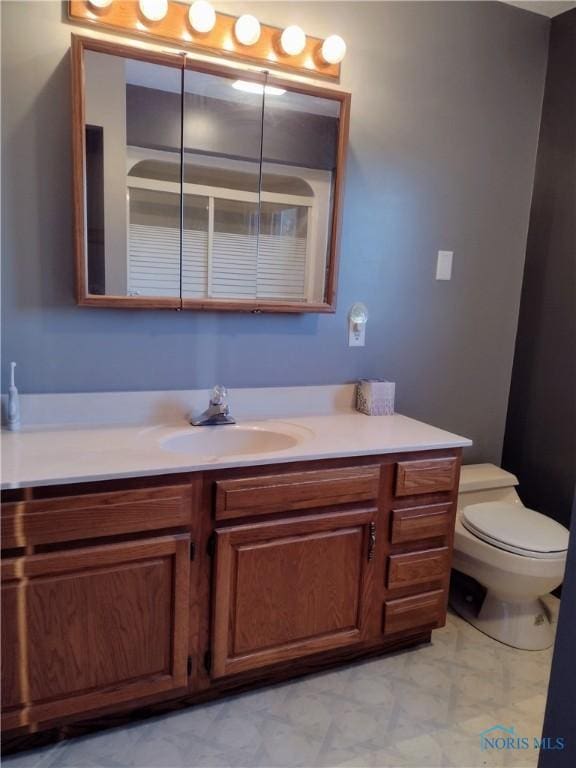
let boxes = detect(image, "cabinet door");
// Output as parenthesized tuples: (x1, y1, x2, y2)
(211, 508, 377, 678)
(2, 535, 190, 730)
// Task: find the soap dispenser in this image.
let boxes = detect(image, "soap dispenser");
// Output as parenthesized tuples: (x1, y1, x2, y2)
(7, 362, 21, 431)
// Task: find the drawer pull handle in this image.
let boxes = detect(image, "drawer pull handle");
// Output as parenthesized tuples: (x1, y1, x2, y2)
(368, 522, 376, 561)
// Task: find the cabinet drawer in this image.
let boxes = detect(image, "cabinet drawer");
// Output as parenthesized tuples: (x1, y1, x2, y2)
(390, 504, 453, 544)
(1, 485, 192, 549)
(383, 590, 445, 636)
(395, 458, 458, 497)
(215, 466, 380, 520)
(387, 547, 450, 589)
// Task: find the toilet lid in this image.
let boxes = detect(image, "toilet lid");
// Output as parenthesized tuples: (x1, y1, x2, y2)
(462, 502, 570, 558)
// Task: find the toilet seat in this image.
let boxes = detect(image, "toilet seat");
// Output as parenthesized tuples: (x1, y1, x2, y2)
(462, 502, 569, 559)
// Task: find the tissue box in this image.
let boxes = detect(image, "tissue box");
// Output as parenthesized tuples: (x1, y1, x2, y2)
(356, 379, 395, 416)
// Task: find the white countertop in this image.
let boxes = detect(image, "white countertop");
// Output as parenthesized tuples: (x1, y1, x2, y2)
(1, 412, 472, 489)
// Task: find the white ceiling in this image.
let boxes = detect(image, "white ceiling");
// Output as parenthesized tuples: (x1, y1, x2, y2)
(501, 1, 576, 16)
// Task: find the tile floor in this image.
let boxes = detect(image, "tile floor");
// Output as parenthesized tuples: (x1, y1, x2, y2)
(3, 607, 556, 768)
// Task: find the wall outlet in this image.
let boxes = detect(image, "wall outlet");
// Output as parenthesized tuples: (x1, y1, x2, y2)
(436, 250, 453, 280)
(349, 322, 366, 346)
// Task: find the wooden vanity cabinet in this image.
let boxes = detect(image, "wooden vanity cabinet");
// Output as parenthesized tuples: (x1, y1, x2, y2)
(1, 449, 462, 750)
(381, 458, 461, 639)
(1, 482, 195, 734)
(211, 507, 378, 678)
(2, 535, 191, 731)
(209, 463, 383, 678)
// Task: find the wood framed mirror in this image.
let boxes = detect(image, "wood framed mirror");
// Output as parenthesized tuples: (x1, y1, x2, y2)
(71, 36, 351, 313)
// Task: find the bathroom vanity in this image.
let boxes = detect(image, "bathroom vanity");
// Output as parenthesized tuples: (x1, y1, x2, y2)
(1, 398, 470, 751)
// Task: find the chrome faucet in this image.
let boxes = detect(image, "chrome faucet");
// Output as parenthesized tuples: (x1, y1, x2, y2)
(190, 386, 236, 426)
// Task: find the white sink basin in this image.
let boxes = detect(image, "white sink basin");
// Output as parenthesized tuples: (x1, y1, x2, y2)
(160, 424, 305, 458)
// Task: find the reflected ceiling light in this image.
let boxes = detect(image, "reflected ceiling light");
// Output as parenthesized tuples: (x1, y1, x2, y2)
(88, 0, 113, 7)
(234, 15, 261, 46)
(138, 0, 168, 22)
(232, 80, 286, 96)
(188, 1, 216, 34)
(321, 34, 347, 64)
(280, 25, 306, 56)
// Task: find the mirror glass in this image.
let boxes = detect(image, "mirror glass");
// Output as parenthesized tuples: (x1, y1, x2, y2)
(85, 50, 183, 298)
(260, 88, 341, 304)
(81, 45, 345, 309)
(182, 69, 264, 300)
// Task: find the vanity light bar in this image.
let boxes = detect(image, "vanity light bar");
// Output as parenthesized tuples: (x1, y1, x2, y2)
(74, 1, 345, 80)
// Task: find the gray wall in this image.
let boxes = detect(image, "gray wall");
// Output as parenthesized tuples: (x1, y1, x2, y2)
(1, 1, 549, 462)
(503, 9, 576, 527)
(539, 490, 576, 767)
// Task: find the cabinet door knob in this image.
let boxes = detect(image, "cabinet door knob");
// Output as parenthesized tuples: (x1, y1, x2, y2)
(368, 522, 376, 561)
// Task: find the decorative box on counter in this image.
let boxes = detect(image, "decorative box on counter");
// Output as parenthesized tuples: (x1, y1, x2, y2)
(356, 379, 395, 416)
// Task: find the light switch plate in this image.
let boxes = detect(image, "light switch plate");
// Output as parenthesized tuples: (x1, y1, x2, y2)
(436, 250, 453, 280)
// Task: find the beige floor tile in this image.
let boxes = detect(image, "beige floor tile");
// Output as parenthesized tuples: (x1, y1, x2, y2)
(274, 690, 335, 739)
(149, 702, 227, 740)
(316, 698, 390, 752)
(332, 746, 404, 768)
(259, 719, 325, 767)
(47, 725, 145, 767)
(1, 745, 65, 768)
(380, 711, 439, 749)
(344, 670, 399, 708)
(433, 723, 508, 768)
(4, 611, 555, 768)
(297, 666, 355, 698)
(232, 684, 291, 717)
(393, 731, 449, 767)
(509, 694, 547, 723)
(203, 713, 264, 753)
(394, 682, 452, 727)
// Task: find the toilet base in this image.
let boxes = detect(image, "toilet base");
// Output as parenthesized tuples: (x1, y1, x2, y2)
(451, 588, 556, 650)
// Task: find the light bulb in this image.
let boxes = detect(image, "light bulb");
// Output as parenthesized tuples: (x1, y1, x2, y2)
(138, 0, 168, 22)
(88, 0, 113, 8)
(321, 34, 346, 64)
(234, 15, 261, 46)
(188, 0, 216, 34)
(280, 25, 306, 57)
(349, 302, 368, 326)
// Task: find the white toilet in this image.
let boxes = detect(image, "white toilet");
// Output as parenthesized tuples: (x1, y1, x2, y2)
(450, 463, 570, 650)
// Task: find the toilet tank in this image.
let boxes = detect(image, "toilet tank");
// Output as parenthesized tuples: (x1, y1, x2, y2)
(458, 463, 522, 510)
